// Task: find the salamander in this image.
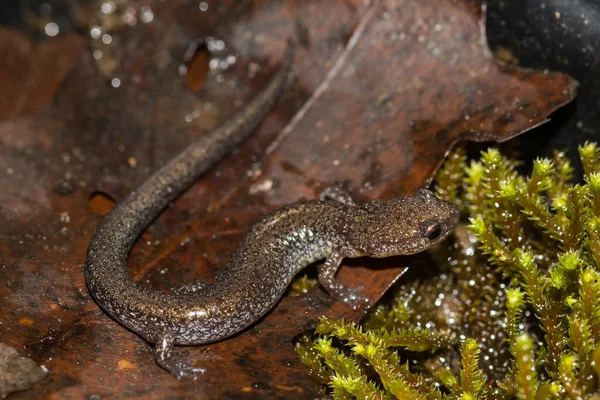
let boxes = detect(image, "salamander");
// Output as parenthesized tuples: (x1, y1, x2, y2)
(84, 41, 460, 379)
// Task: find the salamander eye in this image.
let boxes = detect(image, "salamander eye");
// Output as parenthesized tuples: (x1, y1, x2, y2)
(422, 221, 441, 240)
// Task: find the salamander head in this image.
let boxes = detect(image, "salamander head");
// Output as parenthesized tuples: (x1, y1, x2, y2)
(347, 189, 459, 257)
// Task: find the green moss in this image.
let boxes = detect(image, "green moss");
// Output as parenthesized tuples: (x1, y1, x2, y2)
(296, 142, 600, 398)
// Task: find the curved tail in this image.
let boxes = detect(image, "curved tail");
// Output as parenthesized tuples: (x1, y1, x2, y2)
(84, 41, 295, 342)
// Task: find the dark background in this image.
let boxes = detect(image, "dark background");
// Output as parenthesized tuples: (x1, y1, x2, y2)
(485, 0, 600, 174)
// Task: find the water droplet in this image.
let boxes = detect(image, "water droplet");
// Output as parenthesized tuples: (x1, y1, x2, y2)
(60, 212, 70, 223)
(90, 26, 102, 39)
(44, 22, 59, 37)
(140, 6, 154, 23)
(101, 1, 116, 14)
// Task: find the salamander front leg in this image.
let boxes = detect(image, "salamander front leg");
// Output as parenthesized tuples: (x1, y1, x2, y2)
(318, 251, 369, 308)
(155, 330, 206, 379)
(320, 182, 357, 207)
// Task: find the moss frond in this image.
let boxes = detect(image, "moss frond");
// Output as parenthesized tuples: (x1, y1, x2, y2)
(578, 268, 600, 343)
(547, 150, 574, 198)
(512, 334, 538, 400)
(592, 346, 600, 382)
(586, 173, 600, 216)
(294, 334, 331, 385)
(362, 300, 413, 331)
(352, 343, 432, 400)
(317, 317, 453, 353)
(289, 274, 318, 296)
(579, 142, 600, 176)
(527, 158, 554, 194)
(507, 183, 562, 246)
(505, 287, 525, 345)
(374, 327, 455, 352)
(314, 338, 385, 399)
(468, 216, 514, 270)
(558, 353, 583, 399)
(533, 382, 562, 400)
(586, 217, 600, 269)
(548, 251, 581, 291)
(459, 339, 487, 397)
(567, 315, 593, 392)
(434, 146, 467, 210)
(465, 159, 486, 218)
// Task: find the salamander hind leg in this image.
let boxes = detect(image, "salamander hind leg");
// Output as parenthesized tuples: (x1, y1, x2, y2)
(155, 330, 206, 379)
(319, 182, 357, 206)
(318, 251, 369, 308)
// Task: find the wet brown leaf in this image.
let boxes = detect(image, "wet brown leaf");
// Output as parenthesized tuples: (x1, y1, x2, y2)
(0, 0, 576, 398)
(0, 28, 83, 120)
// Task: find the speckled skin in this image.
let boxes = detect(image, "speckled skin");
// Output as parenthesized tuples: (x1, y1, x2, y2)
(84, 42, 459, 378)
